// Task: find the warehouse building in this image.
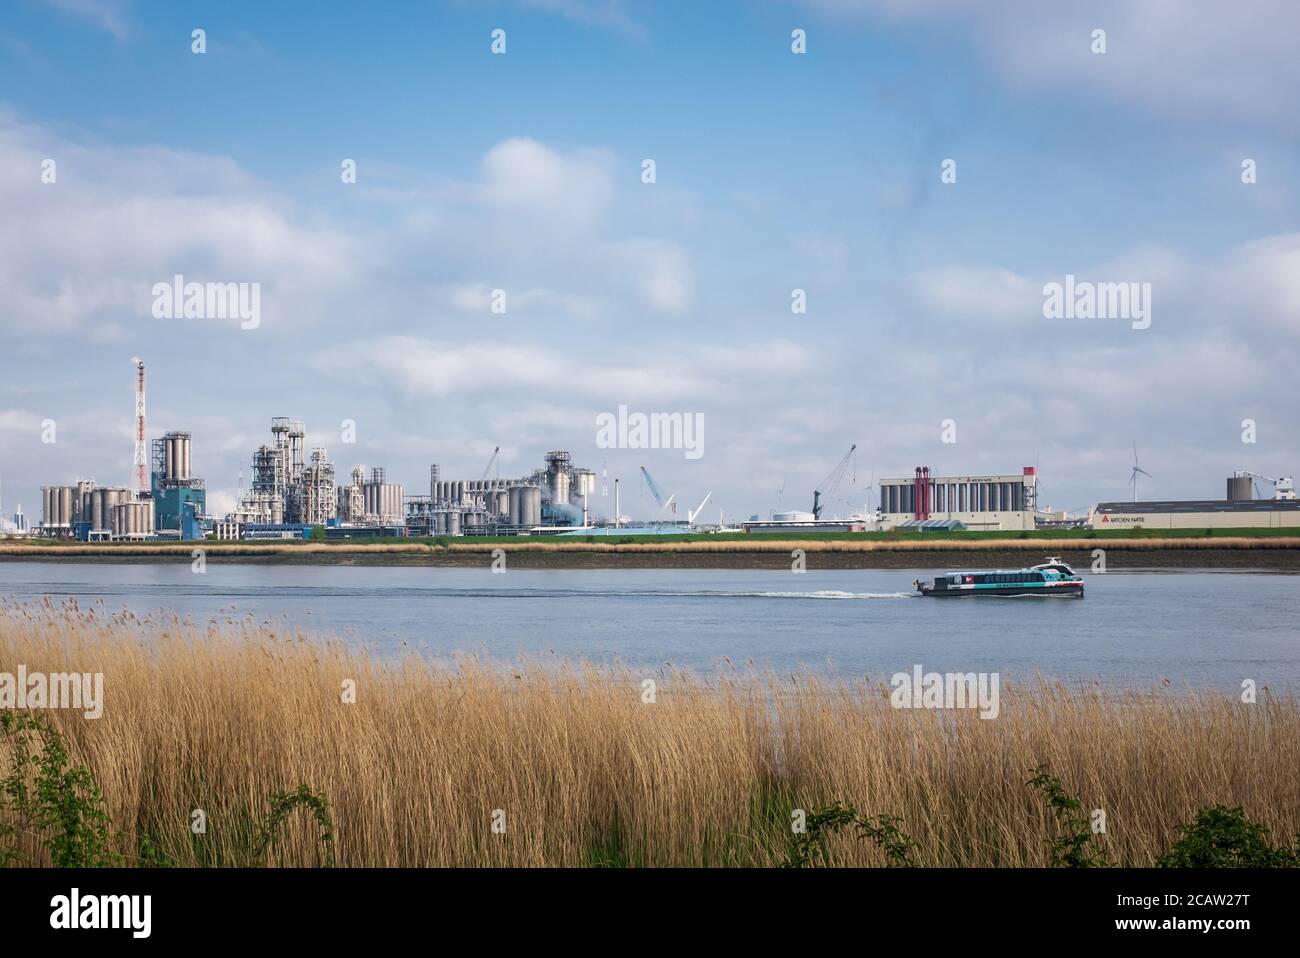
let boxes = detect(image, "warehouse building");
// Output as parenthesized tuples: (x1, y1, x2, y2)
(879, 466, 1041, 532)
(1089, 473, 1300, 530)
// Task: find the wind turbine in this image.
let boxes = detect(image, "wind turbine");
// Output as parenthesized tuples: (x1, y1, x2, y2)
(1128, 442, 1152, 502)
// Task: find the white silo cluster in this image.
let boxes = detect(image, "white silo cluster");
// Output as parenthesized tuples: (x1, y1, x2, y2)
(40, 482, 143, 539)
(404, 449, 596, 536)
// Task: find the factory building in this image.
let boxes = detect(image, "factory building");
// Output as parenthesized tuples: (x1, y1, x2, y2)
(38, 425, 206, 541)
(878, 467, 1041, 532)
(405, 449, 596, 536)
(151, 431, 206, 536)
(1089, 473, 1300, 530)
(296, 448, 337, 525)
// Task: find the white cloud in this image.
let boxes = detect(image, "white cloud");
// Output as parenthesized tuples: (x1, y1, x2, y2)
(907, 266, 1036, 322)
(439, 282, 604, 321)
(517, 0, 648, 41)
(906, 234, 1300, 339)
(797, 0, 1300, 124)
(311, 336, 812, 405)
(0, 112, 359, 335)
(477, 137, 613, 232)
(41, 0, 130, 40)
(608, 240, 695, 313)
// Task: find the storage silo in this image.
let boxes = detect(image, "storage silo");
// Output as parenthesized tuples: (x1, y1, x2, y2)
(1228, 474, 1254, 502)
(552, 471, 570, 508)
(520, 486, 542, 527)
(446, 511, 461, 536)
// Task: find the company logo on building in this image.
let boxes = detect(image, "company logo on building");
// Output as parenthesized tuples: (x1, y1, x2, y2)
(151, 274, 261, 330)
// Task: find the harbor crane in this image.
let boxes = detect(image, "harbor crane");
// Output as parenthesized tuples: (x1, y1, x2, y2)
(812, 444, 856, 519)
(481, 446, 500, 481)
(639, 465, 677, 517)
(688, 491, 712, 525)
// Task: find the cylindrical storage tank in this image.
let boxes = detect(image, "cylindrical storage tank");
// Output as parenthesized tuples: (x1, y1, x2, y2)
(521, 486, 542, 527)
(164, 438, 175, 480)
(446, 511, 461, 536)
(464, 512, 480, 528)
(552, 471, 570, 507)
(508, 487, 522, 525)
(454, 481, 464, 505)
(496, 490, 510, 516)
(58, 487, 73, 526)
(271, 498, 284, 525)
(1228, 475, 1253, 501)
(91, 492, 103, 530)
(181, 436, 191, 480)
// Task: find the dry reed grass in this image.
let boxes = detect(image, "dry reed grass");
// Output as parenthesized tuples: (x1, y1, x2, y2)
(1, 600, 1296, 867)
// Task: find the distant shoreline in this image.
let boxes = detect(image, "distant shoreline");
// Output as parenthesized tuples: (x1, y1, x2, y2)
(3, 536, 1299, 570)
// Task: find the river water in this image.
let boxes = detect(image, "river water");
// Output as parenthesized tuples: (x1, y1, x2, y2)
(0, 562, 1296, 691)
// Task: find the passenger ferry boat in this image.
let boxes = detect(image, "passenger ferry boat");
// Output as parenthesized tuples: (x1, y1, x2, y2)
(914, 557, 1084, 598)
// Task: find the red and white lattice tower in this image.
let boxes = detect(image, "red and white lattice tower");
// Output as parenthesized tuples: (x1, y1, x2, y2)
(131, 357, 147, 497)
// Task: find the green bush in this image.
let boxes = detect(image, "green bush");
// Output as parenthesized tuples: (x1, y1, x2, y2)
(1157, 805, 1298, 868)
(0, 712, 119, 867)
(782, 802, 918, 868)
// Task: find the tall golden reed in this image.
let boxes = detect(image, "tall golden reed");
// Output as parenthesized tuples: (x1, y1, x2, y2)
(1, 599, 1295, 867)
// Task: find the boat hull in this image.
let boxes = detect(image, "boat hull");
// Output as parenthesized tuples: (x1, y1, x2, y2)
(919, 582, 1084, 598)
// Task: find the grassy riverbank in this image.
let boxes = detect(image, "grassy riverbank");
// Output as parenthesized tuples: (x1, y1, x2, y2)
(3, 529, 1300, 570)
(1, 602, 1296, 867)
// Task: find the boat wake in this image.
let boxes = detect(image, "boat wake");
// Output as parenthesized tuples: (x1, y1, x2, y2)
(745, 590, 916, 600)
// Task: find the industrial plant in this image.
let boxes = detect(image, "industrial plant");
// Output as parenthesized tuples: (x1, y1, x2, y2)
(14, 359, 1300, 541)
(26, 359, 610, 542)
(1089, 472, 1299, 530)
(877, 467, 1043, 532)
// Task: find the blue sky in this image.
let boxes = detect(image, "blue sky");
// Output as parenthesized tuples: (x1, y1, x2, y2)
(2, 0, 1298, 522)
